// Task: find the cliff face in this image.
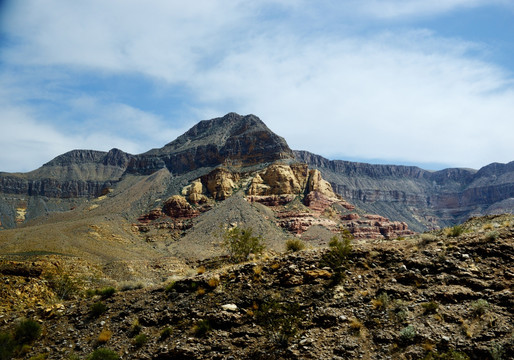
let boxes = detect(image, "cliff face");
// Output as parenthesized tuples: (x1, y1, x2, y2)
(294, 150, 514, 231)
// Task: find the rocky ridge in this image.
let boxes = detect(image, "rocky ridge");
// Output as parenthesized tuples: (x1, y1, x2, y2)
(1, 214, 512, 360)
(295, 150, 514, 232)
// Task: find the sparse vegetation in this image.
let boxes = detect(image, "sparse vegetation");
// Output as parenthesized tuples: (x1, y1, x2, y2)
(132, 333, 148, 348)
(422, 301, 439, 314)
(97, 329, 112, 344)
(485, 231, 499, 241)
(372, 292, 391, 309)
(399, 325, 416, 344)
(97, 287, 116, 299)
(45, 270, 80, 300)
(256, 299, 303, 347)
(321, 231, 352, 283)
(471, 299, 489, 317)
(447, 225, 464, 237)
(285, 238, 305, 252)
(193, 319, 212, 337)
(0, 319, 41, 360)
(129, 319, 142, 338)
(87, 348, 120, 360)
(159, 327, 173, 341)
(14, 319, 41, 345)
(422, 349, 470, 360)
(164, 281, 175, 293)
(90, 302, 107, 318)
(222, 226, 265, 262)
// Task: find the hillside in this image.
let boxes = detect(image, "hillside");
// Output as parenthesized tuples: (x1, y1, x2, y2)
(1, 214, 512, 359)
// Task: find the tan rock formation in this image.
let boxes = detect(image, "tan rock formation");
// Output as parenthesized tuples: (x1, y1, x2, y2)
(183, 179, 209, 204)
(162, 195, 198, 218)
(201, 168, 239, 201)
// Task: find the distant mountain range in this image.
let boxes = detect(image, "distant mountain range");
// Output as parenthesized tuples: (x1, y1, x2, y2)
(1, 112, 512, 234)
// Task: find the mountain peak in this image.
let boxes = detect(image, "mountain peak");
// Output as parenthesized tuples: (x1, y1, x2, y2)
(132, 113, 294, 174)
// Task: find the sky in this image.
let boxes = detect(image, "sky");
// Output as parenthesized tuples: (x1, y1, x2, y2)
(1, 0, 514, 172)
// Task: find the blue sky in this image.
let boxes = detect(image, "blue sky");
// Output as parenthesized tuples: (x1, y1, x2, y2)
(1, 0, 514, 172)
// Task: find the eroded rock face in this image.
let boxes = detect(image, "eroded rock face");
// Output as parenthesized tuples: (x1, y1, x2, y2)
(341, 214, 414, 239)
(201, 168, 239, 201)
(162, 195, 198, 218)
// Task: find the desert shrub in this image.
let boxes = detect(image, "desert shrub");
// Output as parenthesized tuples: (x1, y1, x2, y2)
(96, 287, 116, 299)
(45, 271, 79, 300)
(132, 333, 148, 348)
(471, 299, 489, 317)
(423, 349, 469, 360)
(28, 354, 48, 360)
(285, 238, 305, 252)
(222, 227, 265, 262)
(321, 232, 352, 283)
(485, 231, 499, 241)
(87, 348, 120, 360)
(97, 329, 112, 344)
(420, 233, 437, 246)
(422, 301, 439, 314)
(399, 325, 416, 344)
(90, 302, 107, 318)
(119, 281, 144, 292)
(128, 319, 141, 338)
(256, 299, 303, 347)
(0, 331, 14, 360)
(482, 223, 494, 230)
(490, 342, 505, 360)
(159, 327, 173, 341)
(448, 225, 464, 237)
(372, 292, 391, 309)
(164, 281, 175, 293)
(193, 319, 211, 337)
(14, 319, 41, 345)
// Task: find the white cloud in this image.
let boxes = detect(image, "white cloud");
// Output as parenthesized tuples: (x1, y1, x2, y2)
(1, 0, 514, 171)
(348, 0, 511, 20)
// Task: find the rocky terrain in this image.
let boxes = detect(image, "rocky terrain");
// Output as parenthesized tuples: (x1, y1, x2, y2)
(0, 214, 512, 359)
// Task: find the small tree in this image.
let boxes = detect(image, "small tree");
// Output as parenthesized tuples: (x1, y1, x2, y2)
(222, 227, 265, 262)
(321, 230, 353, 284)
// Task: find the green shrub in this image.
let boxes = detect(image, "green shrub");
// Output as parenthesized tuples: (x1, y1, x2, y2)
(87, 348, 120, 360)
(471, 299, 489, 317)
(132, 333, 148, 348)
(256, 299, 303, 347)
(128, 319, 141, 338)
(423, 349, 469, 360)
(14, 319, 41, 345)
(0, 331, 14, 360)
(164, 281, 175, 293)
(222, 227, 265, 262)
(485, 231, 499, 241)
(422, 301, 439, 314)
(321, 232, 352, 283)
(193, 319, 211, 337)
(448, 225, 464, 237)
(159, 327, 173, 341)
(90, 302, 107, 318)
(96, 287, 116, 299)
(285, 238, 305, 252)
(399, 325, 416, 344)
(45, 271, 79, 300)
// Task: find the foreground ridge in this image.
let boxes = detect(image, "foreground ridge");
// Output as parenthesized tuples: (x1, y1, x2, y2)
(1, 214, 512, 359)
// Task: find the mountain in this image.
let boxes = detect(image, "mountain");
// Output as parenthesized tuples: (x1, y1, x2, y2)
(295, 151, 514, 232)
(0, 112, 513, 261)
